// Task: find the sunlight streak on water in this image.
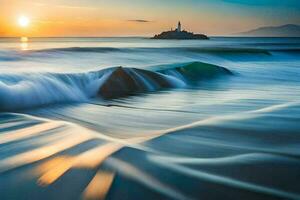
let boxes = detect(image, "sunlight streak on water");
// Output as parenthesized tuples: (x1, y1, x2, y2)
(83, 171, 115, 200)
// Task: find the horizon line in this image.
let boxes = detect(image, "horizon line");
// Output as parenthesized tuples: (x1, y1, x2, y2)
(1, 35, 300, 38)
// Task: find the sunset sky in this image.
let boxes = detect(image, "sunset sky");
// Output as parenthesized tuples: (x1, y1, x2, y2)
(0, 0, 300, 37)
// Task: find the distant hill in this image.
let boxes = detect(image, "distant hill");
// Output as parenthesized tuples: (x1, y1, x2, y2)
(237, 24, 300, 37)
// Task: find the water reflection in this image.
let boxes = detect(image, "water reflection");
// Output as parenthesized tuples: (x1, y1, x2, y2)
(20, 37, 28, 50)
(83, 171, 115, 200)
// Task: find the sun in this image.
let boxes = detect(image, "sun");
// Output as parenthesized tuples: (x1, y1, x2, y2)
(18, 16, 30, 27)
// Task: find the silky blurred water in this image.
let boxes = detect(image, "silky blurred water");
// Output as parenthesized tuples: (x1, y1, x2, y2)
(0, 37, 300, 200)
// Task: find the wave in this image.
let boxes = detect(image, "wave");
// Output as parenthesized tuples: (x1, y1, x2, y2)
(0, 62, 232, 111)
(270, 48, 300, 53)
(158, 62, 232, 82)
(183, 47, 271, 55)
(1, 46, 298, 62)
(31, 47, 122, 53)
(0, 47, 123, 62)
(0, 50, 23, 61)
(31, 46, 271, 55)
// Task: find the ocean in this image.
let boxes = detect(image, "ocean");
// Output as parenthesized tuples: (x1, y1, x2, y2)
(0, 37, 300, 200)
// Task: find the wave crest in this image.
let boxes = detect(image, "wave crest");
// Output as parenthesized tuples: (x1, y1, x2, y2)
(0, 62, 232, 111)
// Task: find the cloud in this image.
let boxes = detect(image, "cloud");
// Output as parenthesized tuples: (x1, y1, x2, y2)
(32, 2, 97, 10)
(127, 19, 151, 23)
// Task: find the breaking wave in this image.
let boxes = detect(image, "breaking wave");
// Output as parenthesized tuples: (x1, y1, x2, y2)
(0, 62, 232, 111)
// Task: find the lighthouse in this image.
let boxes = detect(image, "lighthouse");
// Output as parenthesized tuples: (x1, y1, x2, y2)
(177, 21, 181, 32)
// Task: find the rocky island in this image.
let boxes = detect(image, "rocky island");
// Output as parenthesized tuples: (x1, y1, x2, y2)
(152, 21, 209, 40)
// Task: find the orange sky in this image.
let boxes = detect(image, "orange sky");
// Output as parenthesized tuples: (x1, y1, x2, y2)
(0, 0, 299, 37)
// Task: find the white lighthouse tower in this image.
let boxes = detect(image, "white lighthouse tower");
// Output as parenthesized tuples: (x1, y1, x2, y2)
(177, 21, 181, 32)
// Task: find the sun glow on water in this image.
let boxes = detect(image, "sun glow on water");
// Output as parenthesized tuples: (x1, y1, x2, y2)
(20, 37, 28, 42)
(20, 37, 28, 50)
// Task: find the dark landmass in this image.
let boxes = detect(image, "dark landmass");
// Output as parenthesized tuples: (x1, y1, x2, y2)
(237, 24, 300, 37)
(98, 67, 173, 98)
(152, 30, 209, 40)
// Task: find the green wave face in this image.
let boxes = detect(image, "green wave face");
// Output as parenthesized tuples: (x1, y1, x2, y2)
(159, 62, 233, 82)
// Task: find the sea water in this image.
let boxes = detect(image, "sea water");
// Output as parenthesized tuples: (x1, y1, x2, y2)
(0, 37, 300, 200)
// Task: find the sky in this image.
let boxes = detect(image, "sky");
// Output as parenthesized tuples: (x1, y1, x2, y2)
(0, 0, 299, 37)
